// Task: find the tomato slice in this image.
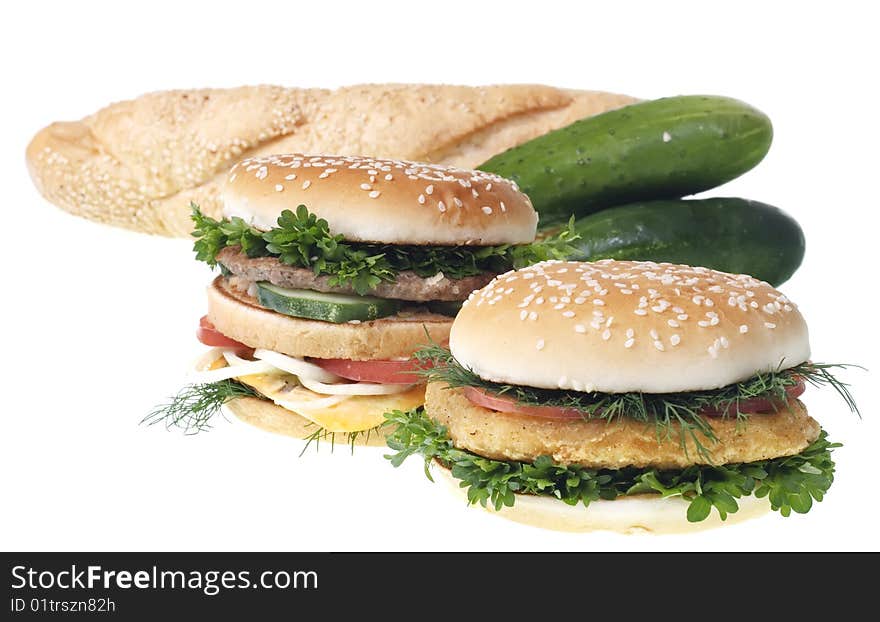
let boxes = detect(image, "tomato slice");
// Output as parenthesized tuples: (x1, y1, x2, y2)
(196, 316, 251, 351)
(463, 387, 587, 420)
(311, 358, 427, 385)
(699, 379, 806, 416)
(463, 379, 807, 421)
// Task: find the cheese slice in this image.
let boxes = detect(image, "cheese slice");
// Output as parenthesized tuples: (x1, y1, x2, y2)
(234, 371, 425, 433)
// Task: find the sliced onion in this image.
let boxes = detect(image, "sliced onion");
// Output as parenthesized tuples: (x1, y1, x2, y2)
(191, 347, 227, 372)
(299, 376, 415, 396)
(253, 349, 341, 383)
(222, 350, 260, 367)
(188, 351, 279, 384)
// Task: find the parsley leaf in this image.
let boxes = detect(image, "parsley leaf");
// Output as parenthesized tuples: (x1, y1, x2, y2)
(190, 204, 579, 294)
(384, 407, 840, 522)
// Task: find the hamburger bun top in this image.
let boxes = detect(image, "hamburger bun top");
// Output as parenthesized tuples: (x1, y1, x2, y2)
(450, 260, 810, 394)
(221, 153, 537, 245)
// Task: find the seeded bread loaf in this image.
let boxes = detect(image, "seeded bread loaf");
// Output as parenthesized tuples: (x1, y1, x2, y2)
(26, 84, 636, 237)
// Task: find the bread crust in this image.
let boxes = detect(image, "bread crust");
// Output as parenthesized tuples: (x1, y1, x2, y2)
(26, 84, 637, 236)
(207, 276, 451, 360)
(425, 382, 821, 469)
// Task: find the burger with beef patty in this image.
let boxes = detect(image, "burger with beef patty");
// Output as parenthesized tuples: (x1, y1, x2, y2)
(387, 259, 857, 532)
(147, 153, 574, 445)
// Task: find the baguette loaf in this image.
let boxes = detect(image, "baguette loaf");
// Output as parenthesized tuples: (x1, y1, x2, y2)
(26, 84, 636, 237)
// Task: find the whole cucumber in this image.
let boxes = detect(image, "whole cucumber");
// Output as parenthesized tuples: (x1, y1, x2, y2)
(480, 95, 773, 226)
(564, 198, 804, 286)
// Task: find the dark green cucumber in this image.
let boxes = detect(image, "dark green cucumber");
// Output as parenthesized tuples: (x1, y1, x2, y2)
(256, 283, 400, 323)
(426, 300, 463, 317)
(480, 95, 773, 226)
(563, 198, 804, 286)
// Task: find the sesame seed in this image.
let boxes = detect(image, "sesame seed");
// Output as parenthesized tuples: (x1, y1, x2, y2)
(426, 185, 434, 195)
(301, 180, 311, 190)
(654, 340, 665, 351)
(765, 322, 777, 329)
(626, 328, 634, 338)
(670, 334, 681, 346)
(663, 132, 672, 142)
(438, 201, 446, 212)
(698, 320, 710, 327)
(708, 346, 719, 359)
(536, 339, 545, 350)
(369, 190, 381, 199)
(385, 174, 393, 181)
(602, 329, 611, 341)
(274, 184, 283, 192)
(553, 303, 564, 310)
(453, 197, 463, 208)
(500, 201, 507, 212)
(678, 314, 688, 321)
(634, 309, 647, 316)
(574, 324, 586, 333)
(519, 310, 528, 320)
(418, 194, 426, 205)
(668, 319, 679, 328)
(739, 325, 749, 334)
(284, 174, 297, 180)
(720, 336, 730, 348)
(482, 206, 493, 214)
(360, 183, 372, 191)
(562, 310, 575, 318)
(528, 311, 538, 321)
(593, 299, 605, 306)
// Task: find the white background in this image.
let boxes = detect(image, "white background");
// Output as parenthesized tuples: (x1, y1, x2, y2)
(1, 1, 877, 552)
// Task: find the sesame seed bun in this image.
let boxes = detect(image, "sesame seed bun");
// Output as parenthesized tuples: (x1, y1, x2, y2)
(450, 260, 810, 394)
(222, 153, 538, 245)
(207, 277, 451, 360)
(431, 463, 771, 534)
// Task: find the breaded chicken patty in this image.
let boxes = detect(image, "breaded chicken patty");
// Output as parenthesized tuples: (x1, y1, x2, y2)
(426, 382, 821, 470)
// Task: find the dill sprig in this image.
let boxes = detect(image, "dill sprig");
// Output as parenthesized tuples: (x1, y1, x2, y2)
(144, 379, 384, 454)
(299, 424, 384, 456)
(414, 344, 859, 460)
(141, 380, 259, 434)
(384, 407, 841, 522)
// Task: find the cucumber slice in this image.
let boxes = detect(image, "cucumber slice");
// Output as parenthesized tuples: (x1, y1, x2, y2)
(427, 300, 463, 317)
(256, 283, 400, 323)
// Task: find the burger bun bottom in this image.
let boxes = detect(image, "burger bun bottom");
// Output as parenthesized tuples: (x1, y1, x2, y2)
(432, 462, 770, 534)
(225, 397, 389, 447)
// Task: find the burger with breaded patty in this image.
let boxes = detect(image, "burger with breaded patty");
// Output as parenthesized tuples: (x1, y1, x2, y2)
(147, 153, 573, 445)
(387, 259, 857, 532)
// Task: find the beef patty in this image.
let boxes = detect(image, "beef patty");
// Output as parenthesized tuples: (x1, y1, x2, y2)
(217, 247, 494, 302)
